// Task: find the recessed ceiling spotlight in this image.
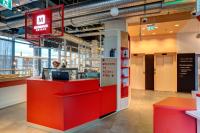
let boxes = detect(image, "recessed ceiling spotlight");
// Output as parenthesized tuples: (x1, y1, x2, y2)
(174, 24, 179, 27)
(169, 31, 174, 33)
(155, 26, 158, 29)
(152, 33, 156, 35)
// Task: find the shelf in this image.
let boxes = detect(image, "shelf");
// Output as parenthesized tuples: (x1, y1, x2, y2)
(121, 47, 128, 50)
(121, 66, 129, 69)
(121, 76, 129, 78)
(121, 57, 129, 60)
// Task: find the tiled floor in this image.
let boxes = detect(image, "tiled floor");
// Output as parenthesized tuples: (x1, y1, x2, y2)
(0, 90, 191, 133)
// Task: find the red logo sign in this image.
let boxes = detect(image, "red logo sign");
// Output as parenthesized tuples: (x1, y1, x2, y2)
(32, 9, 52, 35)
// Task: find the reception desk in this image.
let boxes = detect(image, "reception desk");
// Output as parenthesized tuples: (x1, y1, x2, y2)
(153, 97, 196, 133)
(27, 79, 116, 132)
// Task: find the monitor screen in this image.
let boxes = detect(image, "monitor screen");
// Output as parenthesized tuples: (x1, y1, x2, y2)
(52, 71, 69, 80)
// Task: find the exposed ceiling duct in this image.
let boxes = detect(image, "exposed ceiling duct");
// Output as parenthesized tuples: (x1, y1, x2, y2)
(75, 32, 104, 37)
(63, 0, 146, 19)
(67, 26, 104, 34)
(65, 2, 163, 27)
(0, 1, 163, 30)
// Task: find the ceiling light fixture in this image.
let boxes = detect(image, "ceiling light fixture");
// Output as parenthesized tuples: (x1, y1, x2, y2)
(152, 33, 156, 35)
(174, 24, 179, 27)
(169, 31, 174, 33)
(110, 7, 119, 17)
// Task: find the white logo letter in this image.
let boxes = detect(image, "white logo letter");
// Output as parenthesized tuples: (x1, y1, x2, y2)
(37, 15, 45, 25)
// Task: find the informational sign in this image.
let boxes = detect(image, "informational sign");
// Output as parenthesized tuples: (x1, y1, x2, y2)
(32, 9, 52, 35)
(0, 0, 12, 10)
(177, 53, 197, 93)
(101, 58, 117, 87)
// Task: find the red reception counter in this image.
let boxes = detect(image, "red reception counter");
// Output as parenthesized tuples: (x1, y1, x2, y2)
(27, 79, 116, 131)
(153, 97, 196, 133)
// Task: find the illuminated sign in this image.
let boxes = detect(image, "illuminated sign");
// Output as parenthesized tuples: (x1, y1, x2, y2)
(147, 24, 156, 31)
(32, 9, 52, 35)
(0, 0, 12, 10)
(164, 0, 185, 6)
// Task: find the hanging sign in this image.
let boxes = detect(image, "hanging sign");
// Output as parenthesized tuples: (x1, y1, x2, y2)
(0, 0, 12, 10)
(32, 9, 52, 35)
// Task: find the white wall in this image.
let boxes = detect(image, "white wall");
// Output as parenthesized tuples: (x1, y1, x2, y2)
(131, 35, 177, 54)
(0, 85, 26, 109)
(130, 19, 200, 54)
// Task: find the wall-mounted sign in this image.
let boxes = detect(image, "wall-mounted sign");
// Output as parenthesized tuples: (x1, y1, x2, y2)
(32, 9, 52, 35)
(101, 58, 117, 87)
(0, 0, 12, 10)
(177, 53, 197, 93)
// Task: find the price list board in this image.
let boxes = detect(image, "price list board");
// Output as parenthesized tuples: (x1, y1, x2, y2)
(177, 53, 196, 93)
(101, 58, 117, 87)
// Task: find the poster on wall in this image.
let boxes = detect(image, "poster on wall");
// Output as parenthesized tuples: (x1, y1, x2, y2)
(101, 58, 117, 87)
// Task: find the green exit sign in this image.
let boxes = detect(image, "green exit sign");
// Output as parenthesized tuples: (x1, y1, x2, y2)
(0, 0, 12, 10)
(164, 0, 185, 6)
(147, 24, 156, 31)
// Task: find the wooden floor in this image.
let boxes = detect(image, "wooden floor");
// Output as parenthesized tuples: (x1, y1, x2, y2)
(0, 90, 191, 133)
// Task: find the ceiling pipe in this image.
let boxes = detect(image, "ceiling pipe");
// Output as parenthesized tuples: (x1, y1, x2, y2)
(75, 32, 104, 37)
(67, 26, 105, 34)
(61, 33, 91, 46)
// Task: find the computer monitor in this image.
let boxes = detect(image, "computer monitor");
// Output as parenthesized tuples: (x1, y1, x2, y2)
(52, 71, 69, 80)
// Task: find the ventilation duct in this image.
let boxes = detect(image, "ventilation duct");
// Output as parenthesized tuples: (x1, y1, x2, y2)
(64, 0, 144, 19)
(65, 2, 163, 26)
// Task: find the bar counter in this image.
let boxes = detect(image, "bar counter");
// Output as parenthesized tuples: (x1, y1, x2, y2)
(153, 97, 196, 133)
(27, 78, 116, 132)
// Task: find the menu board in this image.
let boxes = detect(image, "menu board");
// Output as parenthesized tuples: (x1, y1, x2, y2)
(101, 58, 117, 87)
(177, 53, 196, 93)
